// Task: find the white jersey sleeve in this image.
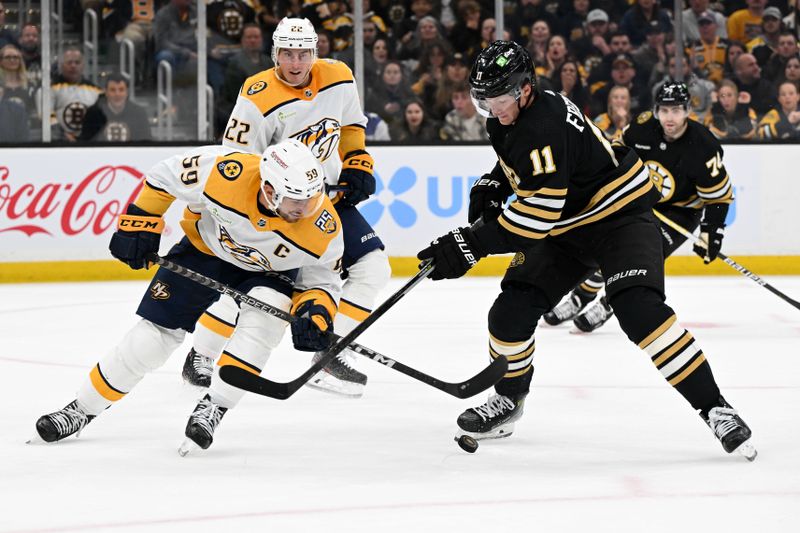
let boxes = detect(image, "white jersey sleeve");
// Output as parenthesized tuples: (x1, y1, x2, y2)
(144, 145, 234, 204)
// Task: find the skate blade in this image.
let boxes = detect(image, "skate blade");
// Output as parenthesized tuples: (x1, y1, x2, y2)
(26, 432, 47, 445)
(735, 440, 758, 462)
(305, 374, 364, 398)
(178, 439, 201, 457)
(456, 423, 515, 442)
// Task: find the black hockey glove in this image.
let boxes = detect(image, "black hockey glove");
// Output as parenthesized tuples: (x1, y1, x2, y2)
(417, 226, 487, 280)
(338, 150, 376, 206)
(468, 175, 506, 224)
(290, 298, 334, 352)
(108, 204, 163, 270)
(693, 203, 728, 264)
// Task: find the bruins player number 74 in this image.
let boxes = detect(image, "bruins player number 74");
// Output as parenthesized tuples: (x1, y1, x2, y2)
(417, 41, 756, 461)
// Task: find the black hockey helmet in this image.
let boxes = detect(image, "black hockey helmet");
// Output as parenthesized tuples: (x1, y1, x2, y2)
(655, 81, 690, 109)
(469, 40, 536, 117)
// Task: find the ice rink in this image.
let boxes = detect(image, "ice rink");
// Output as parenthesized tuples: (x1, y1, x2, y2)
(2, 274, 799, 533)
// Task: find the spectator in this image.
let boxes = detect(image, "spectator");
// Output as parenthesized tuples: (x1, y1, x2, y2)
(724, 40, 747, 78)
(365, 60, 415, 129)
(705, 78, 757, 139)
(652, 54, 716, 121)
(763, 31, 800, 82)
(593, 84, 631, 140)
(205, 0, 259, 93)
(588, 31, 632, 87)
(411, 42, 449, 107)
(17, 23, 40, 86)
(79, 74, 151, 142)
(0, 44, 35, 114)
(513, 0, 561, 45)
(0, 3, 17, 49)
(526, 19, 552, 67)
(553, 59, 589, 113)
(633, 20, 668, 85)
(540, 34, 568, 81)
(391, 98, 441, 143)
(334, 17, 384, 70)
(747, 7, 784, 67)
(682, 0, 728, 44)
(733, 52, 776, 114)
(592, 0, 630, 23)
(619, 0, 672, 47)
(757, 79, 800, 138)
(689, 11, 731, 84)
(42, 47, 102, 141)
(218, 24, 271, 133)
(440, 82, 488, 141)
(448, 0, 482, 61)
(398, 15, 450, 63)
(570, 9, 611, 75)
(0, 86, 29, 142)
(365, 36, 391, 85)
(393, 0, 435, 46)
(430, 52, 471, 120)
(478, 17, 499, 52)
(591, 53, 649, 116)
(117, 0, 156, 61)
(153, 0, 198, 81)
(316, 29, 333, 60)
(563, 0, 592, 43)
(365, 111, 391, 141)
(727, 0, 767, 44)
(780, 55, 800, 84)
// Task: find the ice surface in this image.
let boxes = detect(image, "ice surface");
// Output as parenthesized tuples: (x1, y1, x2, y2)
(1, 276, 799, 532)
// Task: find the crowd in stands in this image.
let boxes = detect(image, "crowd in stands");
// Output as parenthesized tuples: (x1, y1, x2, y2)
(0, 0, 799, 143)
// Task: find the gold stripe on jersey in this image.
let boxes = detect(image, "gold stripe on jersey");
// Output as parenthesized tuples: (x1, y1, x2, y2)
(89, 364, 126, 402)
(239, 60, 354, 117)
(198, 312, 236, 338)
(135, 181, 176, 216)
(52, 83, 102, 93)
(339, 124, 367, 158)
(671, 195, 703, 209)
(219, 351, 262, 375)
(339, 298, 370, 322)
(499, 187, 567, 239)
(180, 207, 214, 256)
(697, 173, 733, 204)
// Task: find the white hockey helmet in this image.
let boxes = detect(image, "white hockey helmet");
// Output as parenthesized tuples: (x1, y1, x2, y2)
(260, 139, 325, 222)
(271, 17, 318, 64)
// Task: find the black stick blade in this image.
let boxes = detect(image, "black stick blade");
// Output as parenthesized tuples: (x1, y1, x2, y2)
(218, 366, 293, 400)
(451, 356, 508, 399)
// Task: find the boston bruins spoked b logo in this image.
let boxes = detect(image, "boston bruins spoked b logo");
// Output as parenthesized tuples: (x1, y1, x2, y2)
(645, 160, 675, 202)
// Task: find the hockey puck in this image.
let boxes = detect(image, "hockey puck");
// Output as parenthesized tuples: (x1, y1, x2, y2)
(456, 434, 479, 453)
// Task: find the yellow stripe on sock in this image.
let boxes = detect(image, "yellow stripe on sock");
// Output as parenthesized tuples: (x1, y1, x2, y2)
(89, 365, 125, 402)
(504, 366, 532, 379)
(218, 352, 261, 375)
(668, 354, 707, 386)
(638, 315, 677, 349)
(198, 313, 235, 338)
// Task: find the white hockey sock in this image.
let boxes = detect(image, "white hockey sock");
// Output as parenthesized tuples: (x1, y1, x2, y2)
(193, 294, 239, 360)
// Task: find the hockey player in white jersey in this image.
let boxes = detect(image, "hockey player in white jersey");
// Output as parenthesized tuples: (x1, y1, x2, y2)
(33, 139, 345, 452)
(181, 17, 390, 397)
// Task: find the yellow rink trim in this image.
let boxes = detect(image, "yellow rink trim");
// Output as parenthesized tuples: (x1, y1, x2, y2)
(2, 256, 800, 283)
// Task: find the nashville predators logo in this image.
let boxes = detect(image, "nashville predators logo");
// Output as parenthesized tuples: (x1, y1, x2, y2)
(314, 209, 337, 234)
(509, 252, 525, 268)
(645, 160, 675, 202)
(217, 160, 243, 181)
(247, 80, 267, 95)
(219, 226, 272, 271)
(293, 118, 341, 163)
(150, 281, 170, 300)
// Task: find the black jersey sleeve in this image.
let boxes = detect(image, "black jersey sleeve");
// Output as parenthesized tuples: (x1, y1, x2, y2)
(691, 125, 734, 206)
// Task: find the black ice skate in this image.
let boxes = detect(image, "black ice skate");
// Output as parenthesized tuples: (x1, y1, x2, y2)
(543, 293, 591, 326)
(456, 393, 527, 440)
(306, 350, 368, 398)
(32, 400, 95, 443)
(702, 398, 757, 461)
(182, 348, 214, 388)
(179, 394, 228, 456)
(572, 296, 614, 333)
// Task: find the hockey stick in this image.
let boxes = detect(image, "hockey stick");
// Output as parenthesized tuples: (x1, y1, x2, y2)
(653, 210, 800, 311)
(147, 254, 507, 399)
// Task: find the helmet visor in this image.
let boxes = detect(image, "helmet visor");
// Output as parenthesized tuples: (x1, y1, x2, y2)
(263, 185, 324, 222)
(470, 89, 519, 118)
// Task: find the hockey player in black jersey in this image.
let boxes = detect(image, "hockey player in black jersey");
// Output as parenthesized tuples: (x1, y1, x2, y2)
(417, 42, 755, 460)
(547, 81, 735, 333)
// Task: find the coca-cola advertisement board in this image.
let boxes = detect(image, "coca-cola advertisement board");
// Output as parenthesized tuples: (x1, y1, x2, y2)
(0, 147, 188, 262)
